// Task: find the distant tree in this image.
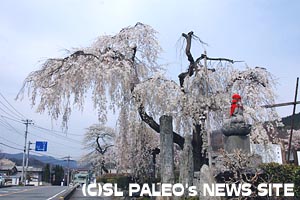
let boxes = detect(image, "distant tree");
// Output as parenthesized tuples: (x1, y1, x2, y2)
(282, 112, 300, 130)
(81, 123, 158, 181)
(80, 124, 115, 174)
(43, 163, 50, 183)
(18, 23, 280, 171)
(52, 165, 64, 185)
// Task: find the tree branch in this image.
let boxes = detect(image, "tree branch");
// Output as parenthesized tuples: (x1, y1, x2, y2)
(195, 53, 242, 64)
(178, 31, 196, 90)
(96, 136, 113, 155)
(138, 105, 184, 149)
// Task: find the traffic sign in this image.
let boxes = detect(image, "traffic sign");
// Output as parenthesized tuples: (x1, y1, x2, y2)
(35, 141, 48, 151)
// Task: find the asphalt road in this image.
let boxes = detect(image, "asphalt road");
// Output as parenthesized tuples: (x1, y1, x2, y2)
(0, 185, 68, 200)
(69, 187, 112, 200)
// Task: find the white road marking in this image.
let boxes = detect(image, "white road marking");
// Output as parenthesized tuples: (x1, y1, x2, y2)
(46, 188, 67, 200)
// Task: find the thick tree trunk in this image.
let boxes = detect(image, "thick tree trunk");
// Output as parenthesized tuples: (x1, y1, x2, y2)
(138, 105, 206, 171)
(192, 124, 208, 171)
(138, 31, 211, 172)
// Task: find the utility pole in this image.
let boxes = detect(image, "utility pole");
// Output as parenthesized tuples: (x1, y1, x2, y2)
(262, 77, 299, 163)
(287, 77, 299, 162)
(63, 156, 71, 186)
(25, 141, 32, 185)
(21, 119, 33, 185)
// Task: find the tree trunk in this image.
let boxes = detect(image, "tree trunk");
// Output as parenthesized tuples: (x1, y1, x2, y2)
(192, 124, 208, 171)
(139, 107, 207, 171)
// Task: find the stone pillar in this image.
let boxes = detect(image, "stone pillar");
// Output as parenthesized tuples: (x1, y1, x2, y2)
(224, 135, 250, 154)
(179, 134, 193, 197)
(160, 115, 174, 184)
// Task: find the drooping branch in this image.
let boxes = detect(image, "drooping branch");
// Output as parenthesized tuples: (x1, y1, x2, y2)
(47, 50, 100, 76)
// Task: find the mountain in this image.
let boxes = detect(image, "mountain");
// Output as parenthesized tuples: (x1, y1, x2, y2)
(282, 112, 300, 130)
(0, 153, 77, 168)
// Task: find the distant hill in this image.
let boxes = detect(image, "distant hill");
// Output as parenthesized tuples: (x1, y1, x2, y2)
(282, 112, 300, 130)
(0, 153, 77, 168)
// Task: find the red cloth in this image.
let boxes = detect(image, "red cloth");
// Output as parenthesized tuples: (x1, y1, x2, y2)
(230, 95, 242, 116)
(230, 102, 238, 116)
(232, 93, 241, 100)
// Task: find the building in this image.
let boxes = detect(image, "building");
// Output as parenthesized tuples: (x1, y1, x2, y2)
(16, 166, 43, 186)
(0, 159, 20, 185)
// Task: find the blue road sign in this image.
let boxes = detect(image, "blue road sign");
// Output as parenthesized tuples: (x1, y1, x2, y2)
(35, 141, 48, 151)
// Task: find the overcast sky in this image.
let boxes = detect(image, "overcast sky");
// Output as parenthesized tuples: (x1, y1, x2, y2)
(0, 0, 299, 161)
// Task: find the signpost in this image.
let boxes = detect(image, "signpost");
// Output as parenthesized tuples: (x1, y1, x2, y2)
(35, 141, 48, 152)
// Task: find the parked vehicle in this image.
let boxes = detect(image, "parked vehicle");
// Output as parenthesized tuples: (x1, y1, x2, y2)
(72, 173, 88, 186)
(0, 176, 5, 186)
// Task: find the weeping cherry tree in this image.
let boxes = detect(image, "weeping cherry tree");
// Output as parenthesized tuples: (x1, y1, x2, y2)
(81, 124, 115, 174)
(18, 23, 280, 172)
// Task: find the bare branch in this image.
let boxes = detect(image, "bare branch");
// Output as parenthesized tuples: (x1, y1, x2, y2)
(96, 136, 114, 155)
(195, 54, 242, 64)
(179, 31, 196, 90)
(138, 105, 184, 149)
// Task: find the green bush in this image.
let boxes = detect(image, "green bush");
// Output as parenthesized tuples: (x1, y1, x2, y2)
(97, 174, 132, 190)
(260, 162, 300, 198)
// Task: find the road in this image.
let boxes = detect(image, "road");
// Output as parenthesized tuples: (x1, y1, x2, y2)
(0, 185, 68, 200)
(69, 187, 113, 200)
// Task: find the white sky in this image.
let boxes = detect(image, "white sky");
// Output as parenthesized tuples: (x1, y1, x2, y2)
(0, 0, 299, 160)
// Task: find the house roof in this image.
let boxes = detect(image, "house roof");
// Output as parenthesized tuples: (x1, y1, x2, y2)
(16, 166, 43, 172)
(0, 165, 16, 171)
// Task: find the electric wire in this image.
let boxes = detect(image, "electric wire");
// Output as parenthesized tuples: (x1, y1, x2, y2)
(0, 115, 24, 124)
(28, 131, 79, 149)
(1, 116, 82, 145)
(0, 92, 83, 161)
(0, 91, 27, 119)
(31, 125, 82, 144)
(0, 136, 23, 147)
(0, 118, 24, 136)
(0, 142, 23, 151)
(0, 106, 22, 121)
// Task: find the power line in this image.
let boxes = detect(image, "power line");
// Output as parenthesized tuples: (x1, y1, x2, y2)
(0, 119, 14, 130)
(1, 116, 81, 145)
(0, 92, 26, 119)
(0, 142, 23, 151)
(32, 124, 83, 137)
(0, 106, 22, 121)
(0, 115, 24, 124)
(31, 125, 82, 144)
(0, 118, 24, 136)
(28, 131, 79, 149)
(0, 136, 23, 147)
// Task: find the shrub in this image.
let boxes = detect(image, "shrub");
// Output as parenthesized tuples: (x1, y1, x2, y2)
(260, 162, 300, 198)
(96, 174, 132, 190)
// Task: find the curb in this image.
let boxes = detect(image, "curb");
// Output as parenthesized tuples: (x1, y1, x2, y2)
(57, 184, 79, 200)
(0, 185, 12, 188)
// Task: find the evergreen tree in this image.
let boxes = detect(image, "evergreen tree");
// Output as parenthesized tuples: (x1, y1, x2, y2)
(43, 163, 50, 183)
